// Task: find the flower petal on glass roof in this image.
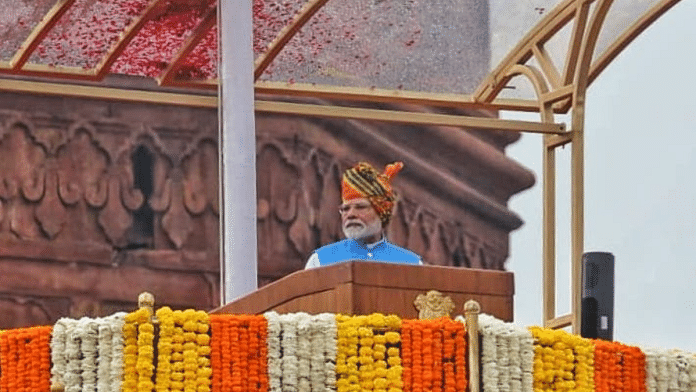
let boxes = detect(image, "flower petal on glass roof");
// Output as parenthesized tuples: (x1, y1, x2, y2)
(0, 0, 56, 61)
(179, 25, 218, 80)
(257, 0, 491, 94)
(111, 3, 208, 78)
(30, 0, 149, 68)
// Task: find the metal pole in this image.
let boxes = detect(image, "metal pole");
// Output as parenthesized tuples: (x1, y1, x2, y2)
(542, 112, 556, 327)
(464, 300, 481, 392)
(218, 0, 258, 304)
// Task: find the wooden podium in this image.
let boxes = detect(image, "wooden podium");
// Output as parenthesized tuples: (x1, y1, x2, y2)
(213, 262, 514, 321)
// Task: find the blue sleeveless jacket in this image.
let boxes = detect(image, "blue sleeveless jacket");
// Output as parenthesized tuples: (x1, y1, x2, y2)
(314, 238, 421, 266)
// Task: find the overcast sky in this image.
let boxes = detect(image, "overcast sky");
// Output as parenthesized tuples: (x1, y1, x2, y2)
(504, 0, 696, 351)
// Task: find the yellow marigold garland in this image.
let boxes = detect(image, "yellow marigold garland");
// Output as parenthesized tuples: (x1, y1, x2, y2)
(123, 308, 154, 392)
(176, 309, 212, 392)
(335, 313, 402, 392)
(171, 321, 185, 392)
(528, 326, 594, 392)
(156, 307, 175, 392)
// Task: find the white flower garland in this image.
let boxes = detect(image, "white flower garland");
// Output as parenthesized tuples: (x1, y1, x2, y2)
(108, 313, 126, 392)
(497, 328, 511, 392)
(97, 319, 113, 392)
(519, 330, 534, 392)
(644, 347, 696, 392)
(309, 317, 325, 392)
(307, 313, 337, 392)
(508, 329, 522, 392)
(50, 318, 71, 387)
(321, 313, 338, 391)
(50, 314, 126, 392)
(280, 313, 300, 392)
(296, 313, 312, 391)
(64, 318, 82, 392)
(463, 314, 534, 392)
(264, 311, 338, 392)
(265, 312, 283, 392)
(80, 318, 99, 392)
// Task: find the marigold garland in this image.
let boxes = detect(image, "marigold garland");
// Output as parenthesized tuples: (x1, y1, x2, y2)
(210, 314, 268, 392)
(0, 325, 52, 392)
(0, 307, 681, 392)
(156, 307, 175, 392)
(336, 313, 402, 392)
(528, 326, 594, 392)
(122, 308, 154, 392)
(174, 309, 211, 392)
(402, 318, 466, 392)
(593, 340, 645, 392)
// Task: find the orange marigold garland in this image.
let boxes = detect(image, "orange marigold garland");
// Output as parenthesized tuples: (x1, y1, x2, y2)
(401, 322, 412, 392)
(432, 327, 443, 392)
(593, 340, 645, 392)
(411, 322, 422, 392)
(210, 314, 269, 392)
(401, 318, 466, 392)
(422, 324, 433, 391)
(0, 325, 52, 392)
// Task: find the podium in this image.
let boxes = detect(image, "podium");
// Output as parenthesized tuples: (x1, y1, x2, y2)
(213, 261, 514, 321)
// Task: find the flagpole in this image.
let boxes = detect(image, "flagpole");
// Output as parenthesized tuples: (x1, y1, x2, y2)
(218, 0, 258, 303)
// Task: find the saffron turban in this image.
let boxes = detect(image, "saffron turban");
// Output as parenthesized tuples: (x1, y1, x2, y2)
(342, 161, 404, 225)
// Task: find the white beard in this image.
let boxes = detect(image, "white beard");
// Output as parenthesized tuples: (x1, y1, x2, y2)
(343, 218, 382, 240)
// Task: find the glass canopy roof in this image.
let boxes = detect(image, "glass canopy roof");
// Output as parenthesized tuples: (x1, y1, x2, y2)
(0, 0, 682, 103)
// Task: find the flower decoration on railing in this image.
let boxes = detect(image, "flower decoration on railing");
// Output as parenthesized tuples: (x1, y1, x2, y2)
(1, 306, 695, 392)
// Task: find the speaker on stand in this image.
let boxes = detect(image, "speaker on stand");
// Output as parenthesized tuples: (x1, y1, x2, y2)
(581, 252, 614, 340)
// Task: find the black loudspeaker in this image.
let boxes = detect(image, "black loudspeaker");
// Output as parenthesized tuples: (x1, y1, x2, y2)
(580, 252, 614, 340)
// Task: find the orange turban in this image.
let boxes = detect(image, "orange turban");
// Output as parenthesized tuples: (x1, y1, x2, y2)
(342, 161, 404, 225)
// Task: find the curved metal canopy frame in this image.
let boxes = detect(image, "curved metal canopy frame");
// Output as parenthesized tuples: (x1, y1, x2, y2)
(0, 0, 683, 332)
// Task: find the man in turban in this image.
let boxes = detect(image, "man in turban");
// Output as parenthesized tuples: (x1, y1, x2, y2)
(305, 161, 422, 268)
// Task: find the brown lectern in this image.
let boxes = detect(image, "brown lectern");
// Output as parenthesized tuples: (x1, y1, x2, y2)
(213, 261, 514, 321)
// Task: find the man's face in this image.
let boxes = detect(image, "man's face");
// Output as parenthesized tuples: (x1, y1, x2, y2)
(339, 198, 382, 240)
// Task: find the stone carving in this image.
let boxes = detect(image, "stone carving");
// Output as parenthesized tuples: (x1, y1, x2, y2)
(0, 117, 224, 250)
(0, 111, 511, 271)
(414, 290, 455, 319)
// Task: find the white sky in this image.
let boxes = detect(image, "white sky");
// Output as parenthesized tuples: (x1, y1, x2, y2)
(505, 0, 696, 351)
